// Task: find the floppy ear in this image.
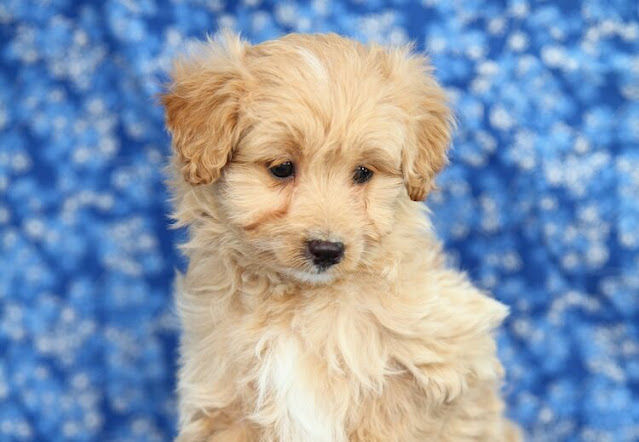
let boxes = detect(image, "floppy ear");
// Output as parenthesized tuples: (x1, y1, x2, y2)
(394, 51, 453, 201)
(162, 33, 249, 185)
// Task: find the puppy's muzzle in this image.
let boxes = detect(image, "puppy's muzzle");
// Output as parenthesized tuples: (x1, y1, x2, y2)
(306, 240, 344, 269)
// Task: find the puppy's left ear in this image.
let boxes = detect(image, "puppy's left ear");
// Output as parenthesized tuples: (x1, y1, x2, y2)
(396, 51, 454, 201)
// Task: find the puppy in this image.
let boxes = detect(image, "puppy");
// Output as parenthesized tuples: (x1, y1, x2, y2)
(163, 32, 521, 442)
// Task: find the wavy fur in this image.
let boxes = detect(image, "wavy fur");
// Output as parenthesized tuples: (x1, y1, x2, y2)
(163, 32, 521, 442)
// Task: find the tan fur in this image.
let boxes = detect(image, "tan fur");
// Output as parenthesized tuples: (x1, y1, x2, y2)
(163, 32, 521, 442)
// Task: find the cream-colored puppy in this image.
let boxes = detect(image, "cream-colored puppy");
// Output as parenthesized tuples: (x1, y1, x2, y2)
(163, 32, 521, 442)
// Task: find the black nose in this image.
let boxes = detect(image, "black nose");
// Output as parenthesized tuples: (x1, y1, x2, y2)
(307, 240, 344, 268)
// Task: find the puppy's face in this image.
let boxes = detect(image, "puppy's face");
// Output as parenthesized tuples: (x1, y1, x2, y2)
(163, 33, 452, 284)
(218, 89, 406, 283)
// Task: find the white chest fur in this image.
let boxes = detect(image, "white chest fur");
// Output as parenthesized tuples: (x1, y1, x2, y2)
(254, 336, 348, 442)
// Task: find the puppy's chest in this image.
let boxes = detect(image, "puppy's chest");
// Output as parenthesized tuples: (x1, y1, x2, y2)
(253, 334, 351, 441)
(250, 310, 395, 442)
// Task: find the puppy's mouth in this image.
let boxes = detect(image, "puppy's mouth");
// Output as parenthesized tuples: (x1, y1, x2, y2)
(285, 268, 336, 285)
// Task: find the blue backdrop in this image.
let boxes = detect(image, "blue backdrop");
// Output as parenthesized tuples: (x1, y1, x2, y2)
(1, 1, 638, 441)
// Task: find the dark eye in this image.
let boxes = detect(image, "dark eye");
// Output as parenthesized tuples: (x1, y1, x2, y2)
(353, 166, 373, 184)
(269, 161, 295, 179)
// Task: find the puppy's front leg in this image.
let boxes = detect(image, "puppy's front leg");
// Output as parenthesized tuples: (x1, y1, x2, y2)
(176, 410, 257, 442)
(437, 382, 522, 442)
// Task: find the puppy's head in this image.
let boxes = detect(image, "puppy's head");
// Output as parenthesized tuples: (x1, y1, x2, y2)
(163, 32, 452, 284)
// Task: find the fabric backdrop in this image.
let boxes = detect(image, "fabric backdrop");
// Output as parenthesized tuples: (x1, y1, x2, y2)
(1, 1, 638, 441)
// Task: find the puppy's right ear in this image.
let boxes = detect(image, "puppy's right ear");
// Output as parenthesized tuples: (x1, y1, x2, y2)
(162, 33, 249, 185)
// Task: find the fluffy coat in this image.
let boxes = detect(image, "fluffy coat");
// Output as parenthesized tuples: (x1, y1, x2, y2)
(163, 32, 521, 442)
